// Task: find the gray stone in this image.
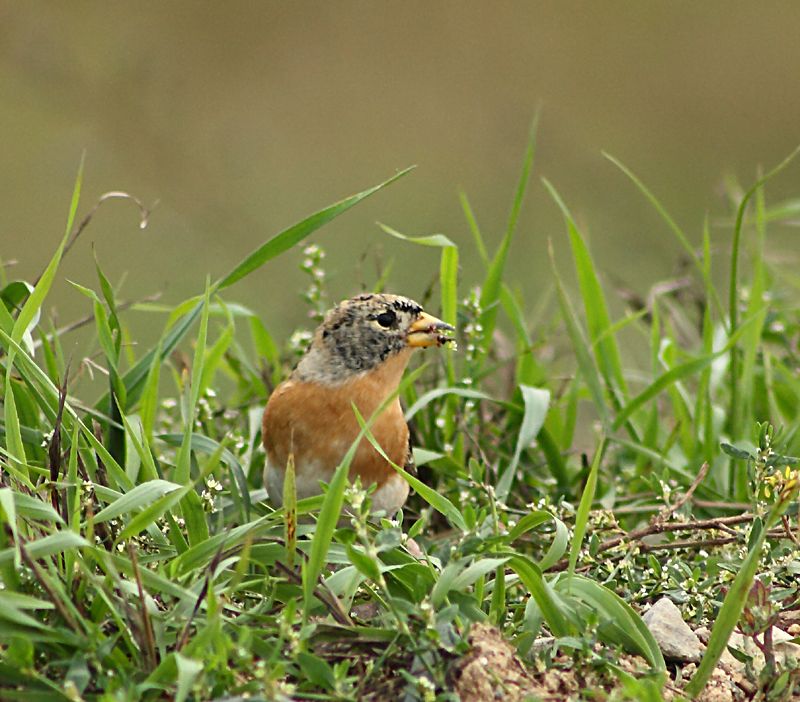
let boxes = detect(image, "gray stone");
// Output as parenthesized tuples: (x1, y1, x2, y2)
(642, 597, 704, 662)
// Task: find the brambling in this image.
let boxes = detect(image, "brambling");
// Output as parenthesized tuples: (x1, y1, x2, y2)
(262, 293, 454, 515)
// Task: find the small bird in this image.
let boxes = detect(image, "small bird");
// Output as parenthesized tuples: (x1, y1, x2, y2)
(262, 293, 454, 515)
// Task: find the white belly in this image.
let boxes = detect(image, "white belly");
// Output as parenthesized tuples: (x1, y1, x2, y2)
(264, 459, 409, 516)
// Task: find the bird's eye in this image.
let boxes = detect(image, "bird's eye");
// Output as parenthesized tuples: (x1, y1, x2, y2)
(375, 310, 396, 328)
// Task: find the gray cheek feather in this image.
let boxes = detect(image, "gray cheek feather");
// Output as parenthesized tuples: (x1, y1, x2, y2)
(330, 323, 403, 373)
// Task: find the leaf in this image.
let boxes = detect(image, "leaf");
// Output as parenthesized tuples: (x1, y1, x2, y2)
(0, 489, 21, 569)
(569, 438, 605, 577)
(476, 117, 538, 364)
(404, 388, 491, 422)
(346, 544, 382, 582)
(506, 511, 570, 571)
(296, 652, 335, 691)
(548, 239, 608, 427)
(507, 554, 573, 636)
(434, 557, 510, 606)
(93, 479, 183, 524)
(302, 451, 351, 621)
(284, 453, 297, 569)
(220, 168, 413, 290)
(158, 432, 250, 520)
(12, 492, 64, 525)
(175, 653, 203, 702)
(497, 385, 550, 501)
(685, 516, 771, 695)
(720, 442, 756, 461)
(556, 575, 665, 672)
(543, 178, 627, 399)
(378, 223, 456, 249)
(0, 532, 88, 566)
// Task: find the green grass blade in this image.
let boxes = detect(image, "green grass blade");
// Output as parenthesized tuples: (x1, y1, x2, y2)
(459, 191, 489, 265)
(220, 167, 413, 290)
(684, 518, 768, 696)
(612, 315, 757, 432)
(728, 144, 800, 443)
(93, 479, 183, 524)
(283, 453, 297, 570)
(568, 437, 605, 577)
(302, 438, 355, 622)
(603, 152, 725, 321)
(507, 554, 573, 636)
(543, 178, 628, 400)
(548, 240, 608, 427)
(497, 385, 550, 502)
(404, 388, 490, 422)
(556, 575, 666, 672)
(477, 118, 538, 362)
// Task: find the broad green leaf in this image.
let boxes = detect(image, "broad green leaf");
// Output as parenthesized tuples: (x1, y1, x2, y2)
(507, 554, 573, 636)
(12, 492, 64, 525)
(556, 575, 665, 672)
(175, 653, 203, 702)
(497, 385, 550, 501)
(404, 388, 491, 421)
(93, 480, 183, 524)
(0, 532, 88, 566)
(378, 223, 456, 249)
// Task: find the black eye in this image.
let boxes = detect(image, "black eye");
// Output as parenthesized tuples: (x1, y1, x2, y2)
(375, 310, 396, 328)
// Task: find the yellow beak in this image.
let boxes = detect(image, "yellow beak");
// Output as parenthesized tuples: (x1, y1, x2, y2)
(407, 311, 455, 348)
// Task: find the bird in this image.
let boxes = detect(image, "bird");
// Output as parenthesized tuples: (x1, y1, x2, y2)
(262, 292, 454, 516)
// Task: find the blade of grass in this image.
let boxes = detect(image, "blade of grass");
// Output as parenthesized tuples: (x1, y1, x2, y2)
(175, 279, 212, 547)
(684, 517, 769, 697)
(603, 152, 725, 322)
(220, 167, 413, 290)
(283, 453, 297, 569)
(555, 574, 665, 672)
(477, 117, 538, 365)
(568, 437, 605, 578)
(542, 178, 628, 404)
(612, 313, 758, 432)
(727, 144, 800, 453)
(2, 160, 84, 480)
(459, 192, 489, 265)
(497, 385, 550, 502)
(548, 239, 608, 428)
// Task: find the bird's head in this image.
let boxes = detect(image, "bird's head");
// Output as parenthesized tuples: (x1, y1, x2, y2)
(294, 293, 454, 383)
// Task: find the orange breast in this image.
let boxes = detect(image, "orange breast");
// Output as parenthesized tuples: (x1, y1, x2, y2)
(262, 359, 410, 488)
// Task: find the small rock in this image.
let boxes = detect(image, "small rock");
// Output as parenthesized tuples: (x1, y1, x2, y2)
(643, 597, 704, 662)
(727, 626, 800, 673)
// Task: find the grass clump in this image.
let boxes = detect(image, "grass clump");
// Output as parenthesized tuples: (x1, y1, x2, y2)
(1, 130, 800, 701)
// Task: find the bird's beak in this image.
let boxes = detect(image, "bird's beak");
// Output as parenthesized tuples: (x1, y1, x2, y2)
(407, 311, 456, 348)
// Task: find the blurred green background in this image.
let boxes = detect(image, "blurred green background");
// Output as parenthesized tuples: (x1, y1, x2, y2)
(2, 2, 799, 346)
